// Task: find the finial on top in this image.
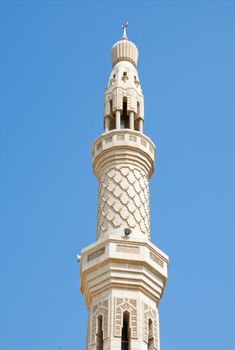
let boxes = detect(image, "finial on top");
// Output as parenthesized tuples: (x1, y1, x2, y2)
(122, 21, 128, 40)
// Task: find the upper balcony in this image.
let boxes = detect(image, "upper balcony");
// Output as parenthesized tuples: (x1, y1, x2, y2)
(91, 129, 155, 180)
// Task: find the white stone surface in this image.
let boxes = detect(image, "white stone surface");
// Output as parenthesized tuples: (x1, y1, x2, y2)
(80, 30, 168, 350)
(104, 61, 144, 121)
(111, 37, 138, 68)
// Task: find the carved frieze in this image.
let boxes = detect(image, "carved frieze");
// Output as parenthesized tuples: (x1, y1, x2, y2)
(116, 244, 140, 254)
(149, 252, 164, 268)
(87, 247, 105, 262)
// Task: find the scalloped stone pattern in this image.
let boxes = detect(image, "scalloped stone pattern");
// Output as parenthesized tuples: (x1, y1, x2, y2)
(97, 165, 150, 238)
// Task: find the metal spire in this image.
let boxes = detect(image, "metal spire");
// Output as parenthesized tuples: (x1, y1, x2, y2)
(122, 21, 128, 40)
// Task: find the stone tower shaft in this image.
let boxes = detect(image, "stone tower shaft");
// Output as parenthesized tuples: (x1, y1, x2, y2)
(80, 27, 168, 350)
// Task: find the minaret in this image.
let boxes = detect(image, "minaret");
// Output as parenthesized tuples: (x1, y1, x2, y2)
(80, 24, 168, 350)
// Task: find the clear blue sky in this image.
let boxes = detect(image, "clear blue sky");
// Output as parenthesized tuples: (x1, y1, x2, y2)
(1, 1, 235, 349)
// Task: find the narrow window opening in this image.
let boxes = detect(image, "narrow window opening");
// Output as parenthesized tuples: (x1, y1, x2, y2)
(137, 102, 140, 117)
(96, 315, 103, 350)
(121, 311, 130, 350)
(134, 102, 140, 131)
(121, 97, 129, 129)
(109, 99, 113, 115)
(113, 74, 116, 78)
(109, 99, 115, 130)
(123, 72, 127, 76)
(110, 116, 115, 130)
(134, 118, 139, 131)
(148, 319, 154, 350)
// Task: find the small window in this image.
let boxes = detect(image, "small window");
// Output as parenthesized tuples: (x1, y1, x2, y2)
(113, 74, 116, 78)
(121, 97, 129, 129)
(109, 99, 113, 114)
(148, 319, 154, 350)
(134, 102, 141, 131)
(121, 311, 130, 350)
(122, 72, 128, 82)
(96, 315, 103, 350)
(109, 99, 115, 130)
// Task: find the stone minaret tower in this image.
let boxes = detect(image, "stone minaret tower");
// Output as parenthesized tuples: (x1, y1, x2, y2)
(80, 25, 168, 350)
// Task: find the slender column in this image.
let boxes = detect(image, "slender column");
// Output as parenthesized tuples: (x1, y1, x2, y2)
(115, 110, 121, 129)
(139, 119, 143, 133)
(105, 116, 110, 132)
(129, 111, 134, 130)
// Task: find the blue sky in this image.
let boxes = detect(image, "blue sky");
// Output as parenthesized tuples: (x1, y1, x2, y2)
(1, 1, 235, 349)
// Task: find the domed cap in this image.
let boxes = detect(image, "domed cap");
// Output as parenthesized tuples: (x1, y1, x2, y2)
(111, 22, 138, 68)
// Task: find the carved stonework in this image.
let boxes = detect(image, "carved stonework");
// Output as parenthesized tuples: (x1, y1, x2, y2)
(87, 247, 105, 262)
(149, 252, 164, 268)
(116, 244, 140, 254)
(97, 165, 150, 238)
(143, 303, 160, 350)
(86, 313, 90, 350)
(90, 299, 109, 346)
(104, 88, 144, 117)
(114, 298, 138, 339)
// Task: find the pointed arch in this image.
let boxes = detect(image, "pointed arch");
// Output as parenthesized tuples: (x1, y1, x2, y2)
(143, 303, 160, 350)
(114, 298, 138, 339)
(90, 299, 109, 346)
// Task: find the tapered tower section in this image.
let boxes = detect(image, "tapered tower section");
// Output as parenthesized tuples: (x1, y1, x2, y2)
(80, 26, 168, 350)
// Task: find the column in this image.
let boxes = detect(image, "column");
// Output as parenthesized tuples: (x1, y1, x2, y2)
(105, 116, 110, 132)
(129, 111, 134, 130)
(115, 110, 121, 129)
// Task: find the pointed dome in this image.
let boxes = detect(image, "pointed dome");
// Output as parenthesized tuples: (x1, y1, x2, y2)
(111, 26, 138, 68)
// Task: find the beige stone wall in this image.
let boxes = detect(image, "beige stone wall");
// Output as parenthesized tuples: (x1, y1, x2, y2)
(86, 290, 160, 350)
(80, 33, 169, 350)
(92, 129, 155, 241)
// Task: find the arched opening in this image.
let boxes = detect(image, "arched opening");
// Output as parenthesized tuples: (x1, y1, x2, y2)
(96, 315, 103, 350)
(121, 97, 129, 129)
(109, 99, 115, 130)
(134, 102, 140, 131)
(121, 311, 130, 350)
(148, 319, 154, 350)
